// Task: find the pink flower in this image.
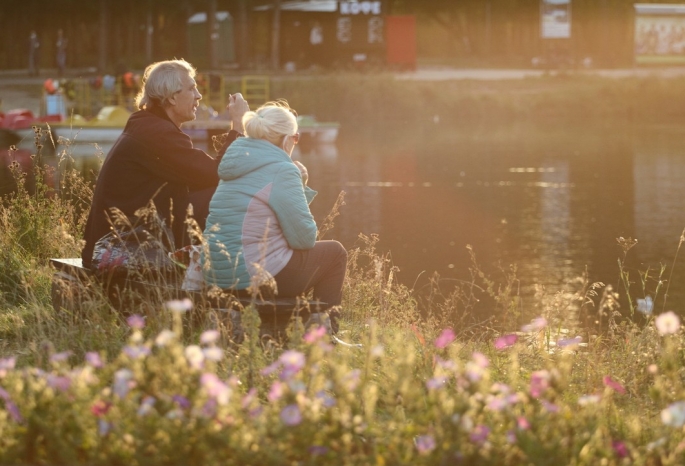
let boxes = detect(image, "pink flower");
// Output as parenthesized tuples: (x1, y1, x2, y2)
(612, 440, 629, 459)
(517, 416, 530, 430)
(530, 370, 550, 398)
(278, 350, 306, 380)
(280, 404, 302, 426)
(0, 357, 16, 377)
(50, 351, 72, 363)
(304, 325, 327, 344)
(603, 376, 626, 395)
(469, 425, 490, 445)
(47, 375, 71, 392)
(434, 328, 456, 349)
(521, 317, 547, 332)
(200, 373, 231, 405)
(426, 376, 447, 391)
(494, 334, 518, 350)
(126, 314, 145, 329)
(268, 381, 285, 402)
(91, 400, 111, 417)
(85, 352, 103, 368)
(541, 400, 559, 413)
(415, 434, 436, 455)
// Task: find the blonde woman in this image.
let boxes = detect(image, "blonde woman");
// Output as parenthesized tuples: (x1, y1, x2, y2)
(203, 102, 347, 333)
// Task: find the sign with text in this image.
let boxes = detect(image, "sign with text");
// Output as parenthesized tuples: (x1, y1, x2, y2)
(339, 1, 381, 15)
(634, 3, 685, 64)
(540, 0, 571, 39)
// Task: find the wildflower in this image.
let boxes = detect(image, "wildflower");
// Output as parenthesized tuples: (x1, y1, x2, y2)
(661, 401, 685, 427)
(612, 440, 629, 459)
(50, 351, 72, 363)
(469, 425, 490, 445)
(343, 369, 362, 391)
(541, 400, 559, 413)
(434, 328, 455, 349)
(426, 376, 448, 391)
(165, 298, 193, 313)
(494, 334, 518, 350)
(655, 311, 681, 335)
(516, 416, 530, 430)
(203, 347, 223, 362)
(123, 345, 150, 359)
(280, 404, 302, 426)
(315, 390, 336, 408)
(278, 350, 306, 380)
(557, 336, 582, 349)
(91, 400, 111, 417)
(370, 344, 385, 358)
(200, 373, 231, 405)
(529, 370, 550, 398)
(636, 296, 653, 316)
(6, 401, 22, 423)
(200, 329, 220, 345)
(506, 430, 517, 444)
(603, 376, 626, 394)
(521, 317, 548, 332)
(465, 353, 489, 383)
(309, 446, 329, 456)
(578, 394, 601, 406)
(486, 395, 508, 412)
(304, 325, 327, 344)
(98, 419, 111, 436)
(85, 352, 103, 368)
(137, 396, 156, 417)
(648, 364, 658, 374)
(415, 434, 436, 455)
(113, 369, 134, 398)
(47, 375, 71, 393)
(268, 381, 285, 402)
(155, 330, 176, 347)
(185, 345, 205, 370)
(172, 395, 191, 410)
(0, 357, 16, 377)
(126, 314, 145, 329)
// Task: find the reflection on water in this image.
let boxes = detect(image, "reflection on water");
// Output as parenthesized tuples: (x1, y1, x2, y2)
(4, 123, 685, 314)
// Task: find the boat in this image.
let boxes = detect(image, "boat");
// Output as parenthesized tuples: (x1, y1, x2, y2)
(297, 115, 339, 144)
(49, 106, 129, 143)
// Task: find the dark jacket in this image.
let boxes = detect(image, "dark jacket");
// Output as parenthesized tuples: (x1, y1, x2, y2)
(81, 104, 238, 268)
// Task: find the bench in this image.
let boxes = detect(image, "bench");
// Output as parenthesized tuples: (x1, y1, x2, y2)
(49, 258, 326, 342)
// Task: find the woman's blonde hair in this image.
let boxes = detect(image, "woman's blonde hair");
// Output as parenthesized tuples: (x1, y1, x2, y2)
(135, 59, 196, 110)
(243, 101, 298, 147)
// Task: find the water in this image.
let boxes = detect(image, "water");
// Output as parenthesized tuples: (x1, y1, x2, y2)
(5, 122, 685, 313)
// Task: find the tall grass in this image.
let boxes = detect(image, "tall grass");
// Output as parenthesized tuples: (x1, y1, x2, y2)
(0, 129, 684, 465)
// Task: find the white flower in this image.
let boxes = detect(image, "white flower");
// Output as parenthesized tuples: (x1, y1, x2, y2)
(200, 330, 220, 345)
(661, 401, 685, 427)
(203, 347, 224, 362)
(165, 299, 193, 314)
(636, 296, 653, 316)
(155, 330, 176, 347)
(185, 345, 205, 370)
(655, 311, 681, 335)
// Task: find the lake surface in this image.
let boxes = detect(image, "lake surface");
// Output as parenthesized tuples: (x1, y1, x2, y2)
(5, 121, 685, 314)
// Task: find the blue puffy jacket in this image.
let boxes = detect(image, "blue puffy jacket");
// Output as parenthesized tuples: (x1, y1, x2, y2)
(202, 137, 317, 290)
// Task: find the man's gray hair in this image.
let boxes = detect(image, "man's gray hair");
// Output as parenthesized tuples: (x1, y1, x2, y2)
(135, 59, 196, 110)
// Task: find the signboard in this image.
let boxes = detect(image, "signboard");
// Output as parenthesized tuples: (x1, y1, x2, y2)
(540, 0, 571, 39)
(634, 4, 685, 64)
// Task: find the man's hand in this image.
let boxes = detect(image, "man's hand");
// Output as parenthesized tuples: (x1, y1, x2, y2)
(227, 93, 249, 134)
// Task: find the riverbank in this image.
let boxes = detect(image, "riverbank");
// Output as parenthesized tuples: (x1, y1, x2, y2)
(4, 67, 685, 132)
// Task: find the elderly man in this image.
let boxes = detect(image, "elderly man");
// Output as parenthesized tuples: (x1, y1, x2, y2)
(81, 59, 249, 269)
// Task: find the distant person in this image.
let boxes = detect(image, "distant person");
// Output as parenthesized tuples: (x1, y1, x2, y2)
(203, 101, 347, 334)
(81, 58, 250, 269)
(28, 31, 40, 76)
(309, 21, 323, 68)
(56, 29, 68, 77)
